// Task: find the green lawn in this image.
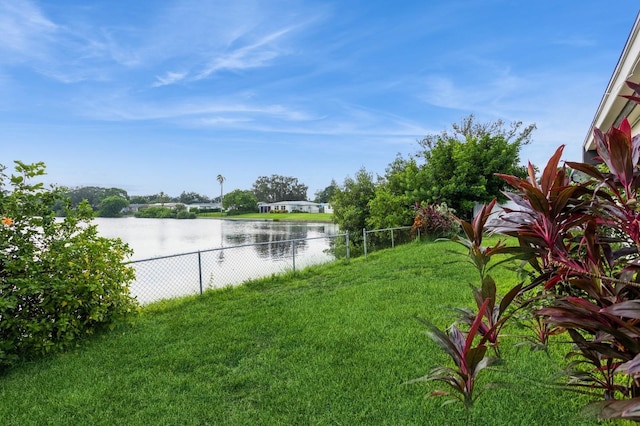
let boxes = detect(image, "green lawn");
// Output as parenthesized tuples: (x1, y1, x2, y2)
(198, 212, 333, 222)
(0, 240, 600, 425)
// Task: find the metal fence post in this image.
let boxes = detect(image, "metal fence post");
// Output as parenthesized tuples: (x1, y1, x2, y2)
(346, 231, 350, 260)
(292, 240, 296, 273)
(390, 228, 395, 248)
(363, 228, 367, 259)
(197, 250, 203, 295)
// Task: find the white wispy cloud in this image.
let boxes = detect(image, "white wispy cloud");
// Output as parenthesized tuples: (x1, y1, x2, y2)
(0, 0, 58, 63)
(152, 71, 188, 87)
(196, 26, 296, 79)
(78, 93, 318, 123)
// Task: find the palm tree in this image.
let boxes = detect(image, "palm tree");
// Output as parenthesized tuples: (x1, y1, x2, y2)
(216, 174, 225, 216)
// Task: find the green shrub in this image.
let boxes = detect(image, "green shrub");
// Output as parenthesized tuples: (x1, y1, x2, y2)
(0, 161, 138, 370)
(134, 206, 175, 218)
(176, 210, 196, 219)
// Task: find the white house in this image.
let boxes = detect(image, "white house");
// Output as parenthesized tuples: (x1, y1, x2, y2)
(186, 202, 222, 212)
(584, 11, 640, 162)
(259, 200, 328, 214)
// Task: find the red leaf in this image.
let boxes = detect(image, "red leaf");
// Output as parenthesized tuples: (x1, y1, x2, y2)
(465, 298, 490, 355)
(619, 117, 632, 141)
(540, 145, 565, 195)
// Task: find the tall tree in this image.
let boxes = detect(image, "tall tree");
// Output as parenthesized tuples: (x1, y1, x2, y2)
(418, 115, 533, 219)
(252, 174, 308, 203)
(65, 186, 129, 210)
(216, 175, 225, 201)
(417, 113, 536, 154)
(313, 179, 339, 203)
(178, 191, 210, 204)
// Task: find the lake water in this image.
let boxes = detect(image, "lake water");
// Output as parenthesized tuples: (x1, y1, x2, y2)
(94, 217, 341, 304)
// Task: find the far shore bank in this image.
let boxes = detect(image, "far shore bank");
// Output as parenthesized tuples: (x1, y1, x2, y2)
(197, 212, 334, 223)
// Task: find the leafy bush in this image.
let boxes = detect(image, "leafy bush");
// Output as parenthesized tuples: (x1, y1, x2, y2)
(134, 205, 196, 219)
(176, 210, 196, 219)
(134, 206, 175, 218)
(0, 161, 138, 370)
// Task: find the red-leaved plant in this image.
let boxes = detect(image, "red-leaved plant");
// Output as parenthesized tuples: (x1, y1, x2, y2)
(448, 199, 525, 357)
(416, 81, 640, 421)
(410, 298, 497, 410)
(486, 81, 640, 421)
(412, 200, 525, 409)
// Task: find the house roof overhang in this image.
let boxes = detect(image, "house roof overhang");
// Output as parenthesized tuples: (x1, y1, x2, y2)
(583, 11, 640, 160)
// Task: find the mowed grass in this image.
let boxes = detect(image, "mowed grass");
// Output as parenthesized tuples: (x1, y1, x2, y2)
(198, 212, 333, 222)
(0, 240, 600, 425)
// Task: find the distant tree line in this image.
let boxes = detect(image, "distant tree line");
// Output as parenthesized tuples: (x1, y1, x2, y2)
(57, 188, 214, 218)
(53, 115, 527, 229)
(330, 115, 535, 251)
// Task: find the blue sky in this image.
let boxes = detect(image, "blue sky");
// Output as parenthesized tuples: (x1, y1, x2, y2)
(2, 1, 639, 199)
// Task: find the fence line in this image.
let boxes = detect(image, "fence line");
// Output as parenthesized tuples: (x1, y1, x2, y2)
(126, 225, 417, 305)
(362, 225, 416, 259)
(127, 233, 348, 304)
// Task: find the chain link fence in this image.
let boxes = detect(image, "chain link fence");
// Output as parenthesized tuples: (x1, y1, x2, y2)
(362, 226, 416, 258)
(127, 233, 349, 304)
(126, 225, 420, 305)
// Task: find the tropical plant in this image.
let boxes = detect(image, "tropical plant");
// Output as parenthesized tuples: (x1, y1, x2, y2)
(411, 202, 459, 239)
(410, 298, 497, 410)
(446, 200, 525, 356)
(216, 174, 225, 216)
(484, 82, 640, 421)
(412, 201, 525, 409)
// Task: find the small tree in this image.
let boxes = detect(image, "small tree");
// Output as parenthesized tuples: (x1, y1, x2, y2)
(331, 167, 376, 247)
(223, 189, 258, 213)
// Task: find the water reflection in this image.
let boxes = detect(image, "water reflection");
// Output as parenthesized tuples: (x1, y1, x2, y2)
(94, 217, 342, 304)
(223, 221, 330, 260)
(93, 217, 337, 261)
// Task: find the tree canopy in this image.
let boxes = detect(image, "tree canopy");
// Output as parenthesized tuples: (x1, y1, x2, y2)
(65, 186, 128, 210)
(417, 115, 533, 219)
(98, 196, 129, 217)
(252, 175, 308, 203)
(331, 168, 376, 243)
(223, 189, 258, 213)
(313, 179, 339, 204)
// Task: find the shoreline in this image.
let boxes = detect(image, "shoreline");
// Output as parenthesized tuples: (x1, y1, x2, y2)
(197, 216, 334, 224)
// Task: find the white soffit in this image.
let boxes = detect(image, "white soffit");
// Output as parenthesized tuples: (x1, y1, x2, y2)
(584, 12, 640, 153)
